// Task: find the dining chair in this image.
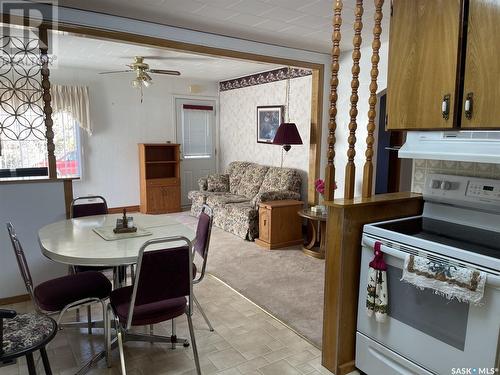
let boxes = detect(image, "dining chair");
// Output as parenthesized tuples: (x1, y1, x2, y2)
(106, 236, 201, 375)
(6, 223, 111, 335)
(70, 195, 125, 331)
(192, 204, 214, 332)
(71, 195, 108, 219)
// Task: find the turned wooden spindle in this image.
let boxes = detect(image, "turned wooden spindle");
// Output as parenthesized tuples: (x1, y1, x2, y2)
(344, 0, 364, 200)
(324, 0, 343, 202)
(39, 27, 56, 179)
(362, 0, 384, 198)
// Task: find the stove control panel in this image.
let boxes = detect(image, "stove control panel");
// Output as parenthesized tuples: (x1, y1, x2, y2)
(467, 181, 500, 200)
(424, 173, 500, 211)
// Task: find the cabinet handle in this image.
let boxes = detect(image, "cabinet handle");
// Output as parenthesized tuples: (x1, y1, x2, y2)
(442, 94, 451, 120)
(464, 92, 473, 120)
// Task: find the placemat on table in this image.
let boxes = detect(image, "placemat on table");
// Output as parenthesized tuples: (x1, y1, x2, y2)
(92, 226, 153, 241)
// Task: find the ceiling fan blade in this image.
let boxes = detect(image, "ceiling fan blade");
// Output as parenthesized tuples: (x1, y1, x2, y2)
(138, 55, 210, 61)
(149, 69, 181, 76)
(99, 70, 134, 75)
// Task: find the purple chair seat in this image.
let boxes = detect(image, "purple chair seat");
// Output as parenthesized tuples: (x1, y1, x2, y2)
(110, 286, 187, 326)
(34, 271, 111, 312)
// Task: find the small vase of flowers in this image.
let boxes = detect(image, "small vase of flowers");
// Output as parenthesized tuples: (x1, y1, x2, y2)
(312, 178, 337, 214)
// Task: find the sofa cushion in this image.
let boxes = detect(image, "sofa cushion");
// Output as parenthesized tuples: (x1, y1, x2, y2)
(259, 167, 302, 194)
(207, 174, 230, 192)
(213, 201, 259, 240)
(226, 161, 251, 194)
(206, 194, 249, 208)
(235, 164, 269, 198)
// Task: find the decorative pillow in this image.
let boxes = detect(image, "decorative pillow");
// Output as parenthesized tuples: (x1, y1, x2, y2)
(207, 174, 230, 192)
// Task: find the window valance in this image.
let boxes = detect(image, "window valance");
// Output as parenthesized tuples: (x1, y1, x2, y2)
(51, 85, 92, 135)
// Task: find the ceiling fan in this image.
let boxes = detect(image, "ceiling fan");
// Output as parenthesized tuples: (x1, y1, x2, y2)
(99, 56, 181, 88)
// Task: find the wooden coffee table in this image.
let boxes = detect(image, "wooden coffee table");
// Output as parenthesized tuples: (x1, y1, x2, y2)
(298, 208, 328, 259)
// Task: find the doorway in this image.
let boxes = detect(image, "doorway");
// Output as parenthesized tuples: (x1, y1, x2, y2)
(175, 98, 217, 207)
(375, 92, 412, 193)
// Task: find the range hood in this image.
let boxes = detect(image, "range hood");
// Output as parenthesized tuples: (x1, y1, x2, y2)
(398, 131, 500, 163)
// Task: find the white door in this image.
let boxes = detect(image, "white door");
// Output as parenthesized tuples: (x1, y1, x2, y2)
(175, 98, 217, 207)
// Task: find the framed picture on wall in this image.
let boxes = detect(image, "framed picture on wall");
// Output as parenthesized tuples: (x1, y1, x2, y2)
(257, 105, 284, 144)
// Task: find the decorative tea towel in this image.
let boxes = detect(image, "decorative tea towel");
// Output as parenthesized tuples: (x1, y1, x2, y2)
(401, 254, 486, 305)
(366, 241, 388, 323)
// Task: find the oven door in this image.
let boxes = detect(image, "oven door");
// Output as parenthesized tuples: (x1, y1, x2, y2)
(356, 235, 500, 375)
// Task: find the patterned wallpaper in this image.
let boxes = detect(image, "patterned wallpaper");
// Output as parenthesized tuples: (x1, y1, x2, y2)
(412, 159, 500, 193)
(219, 67, 311, 92)
(219, 75, 312, 200)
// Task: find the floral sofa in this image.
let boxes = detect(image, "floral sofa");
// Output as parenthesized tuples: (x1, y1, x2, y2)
(188, 161, 302, 240)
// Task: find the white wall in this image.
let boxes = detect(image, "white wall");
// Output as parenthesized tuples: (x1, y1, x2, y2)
(219, 75, 312, 199)
(0, 181, 67, 299)
(51, 68, 218, 208)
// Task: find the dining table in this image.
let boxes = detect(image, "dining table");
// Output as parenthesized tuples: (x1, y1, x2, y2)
(37, 212, 196, 374)
(39, 212, 195, 268)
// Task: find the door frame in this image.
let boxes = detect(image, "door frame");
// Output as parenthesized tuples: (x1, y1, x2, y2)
(172, 94, 220, 174)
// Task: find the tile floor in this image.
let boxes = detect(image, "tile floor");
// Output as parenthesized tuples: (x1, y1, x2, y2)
(1, 275, 358, 375)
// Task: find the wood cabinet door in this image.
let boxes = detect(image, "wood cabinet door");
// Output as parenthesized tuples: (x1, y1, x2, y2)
(258, 208, 270, 242)
(146, 186, 166, 213)
(162, 186, 181, 213)
(386, 0, 462, 130)
(146, 186, 181, 213)
(461, 0, 500, 128)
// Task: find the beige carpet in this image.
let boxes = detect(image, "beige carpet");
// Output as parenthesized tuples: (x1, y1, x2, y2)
(176, 211, 325, 347)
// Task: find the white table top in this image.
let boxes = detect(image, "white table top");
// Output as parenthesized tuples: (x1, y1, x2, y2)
(38, 213, 195, 266)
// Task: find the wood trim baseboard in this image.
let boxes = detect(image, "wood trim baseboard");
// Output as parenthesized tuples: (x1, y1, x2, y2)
(108, 205, 141, 214)
(0, 294, 30, 306)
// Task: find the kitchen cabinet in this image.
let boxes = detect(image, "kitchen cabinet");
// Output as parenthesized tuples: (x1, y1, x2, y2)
(387, 0, 500, 130)
(387, 0, 462, 130)
(139, 143, 181, 214)
(461, 0, 500, 128)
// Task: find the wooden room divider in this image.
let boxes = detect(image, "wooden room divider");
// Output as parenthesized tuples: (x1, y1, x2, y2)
(321, 1, 423, 374)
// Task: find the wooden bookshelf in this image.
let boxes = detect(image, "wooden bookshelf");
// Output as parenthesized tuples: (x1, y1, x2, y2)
(139, 143, 181, 214)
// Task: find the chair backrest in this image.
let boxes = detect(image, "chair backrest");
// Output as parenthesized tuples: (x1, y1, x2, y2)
(71, 196, 108, 218)
(126, 236, 193, 329)
(6, 223, 36, 308)
(193, 204, 213, 282)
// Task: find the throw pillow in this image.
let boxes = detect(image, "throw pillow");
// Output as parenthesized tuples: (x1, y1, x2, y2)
(207, 174, 230, 192)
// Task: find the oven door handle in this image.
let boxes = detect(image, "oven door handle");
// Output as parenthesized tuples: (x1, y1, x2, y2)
(362, 237, 500, 288)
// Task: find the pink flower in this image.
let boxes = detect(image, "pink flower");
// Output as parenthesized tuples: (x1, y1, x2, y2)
(315, 178, 325, 195)
(315, 178, 337, 197)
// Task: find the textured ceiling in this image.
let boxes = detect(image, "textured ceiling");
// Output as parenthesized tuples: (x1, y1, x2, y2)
(51, 31, 281, 80)
(59, 0, 391, 54)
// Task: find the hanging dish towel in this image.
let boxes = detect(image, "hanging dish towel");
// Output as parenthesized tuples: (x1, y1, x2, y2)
(366, 241, 388, 323)
(401, 254, 486, 305)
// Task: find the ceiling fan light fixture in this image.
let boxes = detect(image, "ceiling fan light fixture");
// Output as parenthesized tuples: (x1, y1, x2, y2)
(143, 79, 152, 88)
(131, 78, 141, 88)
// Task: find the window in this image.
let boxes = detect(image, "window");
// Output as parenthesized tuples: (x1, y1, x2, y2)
(52, 111, 82, 178)
(181, 107, 213, 159)
(0, 110, 82, 179)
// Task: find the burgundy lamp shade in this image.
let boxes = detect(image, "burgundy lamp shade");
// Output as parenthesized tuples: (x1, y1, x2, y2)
(272, 122, 303, 151)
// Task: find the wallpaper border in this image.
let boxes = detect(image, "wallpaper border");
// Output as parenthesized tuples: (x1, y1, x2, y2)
(219, 67, 312, 92)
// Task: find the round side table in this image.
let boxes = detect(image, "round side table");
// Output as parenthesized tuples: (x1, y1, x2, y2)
(298, 208, 328, 259)
(1, 312, 57, 375)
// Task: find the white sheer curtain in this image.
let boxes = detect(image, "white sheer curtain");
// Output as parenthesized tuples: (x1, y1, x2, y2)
(51, 85, 92, 135)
